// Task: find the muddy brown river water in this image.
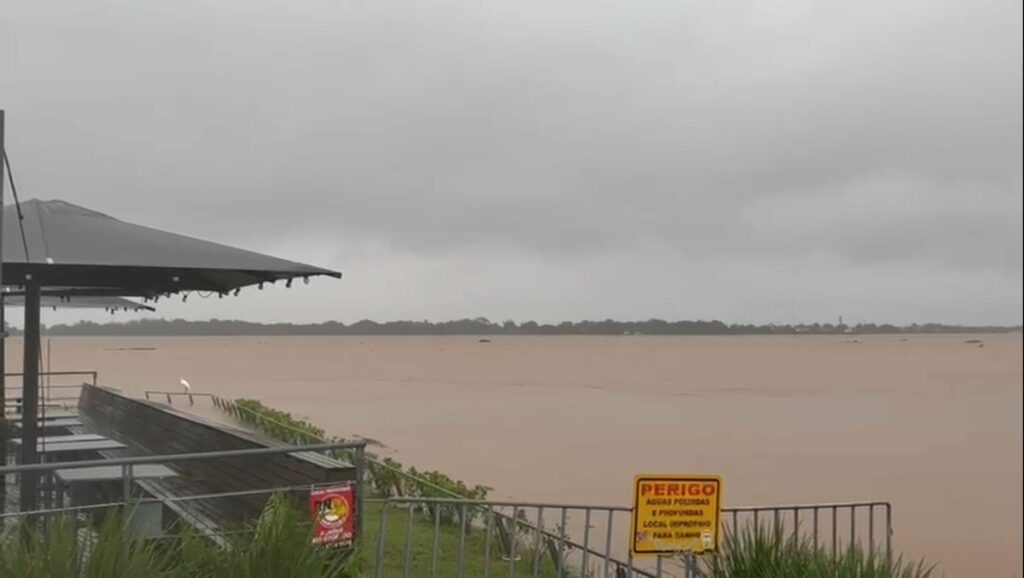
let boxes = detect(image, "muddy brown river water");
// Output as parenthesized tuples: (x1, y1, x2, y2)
(8, 334, 1021, 576)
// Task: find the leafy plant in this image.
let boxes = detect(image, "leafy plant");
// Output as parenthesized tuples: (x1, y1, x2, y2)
(0, 512, 169, 578)
(172, 494, 357, 578)
(702, 524, 935, 578)
(0, 495, 359, 578)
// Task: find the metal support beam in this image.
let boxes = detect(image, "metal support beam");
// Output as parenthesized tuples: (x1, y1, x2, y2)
(19, 281, 40, 512)
(1, 109, 7, 513)
(1, 108, 7, 416)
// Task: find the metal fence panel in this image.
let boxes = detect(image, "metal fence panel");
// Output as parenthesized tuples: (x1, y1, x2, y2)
(0, 434, 893, 578)
(368, 497, 893, 578)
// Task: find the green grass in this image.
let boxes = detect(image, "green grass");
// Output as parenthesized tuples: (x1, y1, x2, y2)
(363, 501, 564, 577)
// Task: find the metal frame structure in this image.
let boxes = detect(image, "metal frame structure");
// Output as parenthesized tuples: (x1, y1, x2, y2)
(4, 371, 99, 408)
(144, 389, 219, 406)
(4, 370, 99, 387)
(0, 155, 340, 514)
(0, 440, 369, 539)
(1, 458, 894, 578)
(0, 110, 5, 437)
(370, 497, 893, 578)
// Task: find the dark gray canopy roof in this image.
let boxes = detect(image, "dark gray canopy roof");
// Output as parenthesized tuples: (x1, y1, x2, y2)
(2, 199, 340, 293)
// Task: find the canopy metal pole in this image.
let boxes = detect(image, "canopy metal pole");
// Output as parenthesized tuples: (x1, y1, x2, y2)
(1, 108, 6, 411)
(1, 109, 7, 513)
(19, 281, 40, 513)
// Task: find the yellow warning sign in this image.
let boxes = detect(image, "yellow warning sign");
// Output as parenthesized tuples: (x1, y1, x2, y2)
(630, 474, 723, 556)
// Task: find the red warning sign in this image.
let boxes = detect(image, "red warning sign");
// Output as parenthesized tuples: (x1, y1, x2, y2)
(310, 484, 355, 548)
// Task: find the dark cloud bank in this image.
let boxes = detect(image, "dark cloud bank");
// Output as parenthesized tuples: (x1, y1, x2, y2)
(2, 0, 1021, 326)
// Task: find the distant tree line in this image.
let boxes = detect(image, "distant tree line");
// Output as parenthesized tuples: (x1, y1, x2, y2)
(14, 317, 1022, 336)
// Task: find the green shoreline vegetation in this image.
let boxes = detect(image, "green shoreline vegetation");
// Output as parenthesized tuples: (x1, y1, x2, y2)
(21, 317, 1022, 336)
(227, 399, 491, 505)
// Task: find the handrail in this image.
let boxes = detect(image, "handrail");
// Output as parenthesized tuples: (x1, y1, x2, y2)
(2, 439, 369, 543)
(4, 370, 98, 386)
(726, 500, 891, 511)
(375, 497, 658, 578)
(379, 496, 893, 572)
(378, 496, 892, 516)
(144, 390, 217, 406)
(6, 385, 84, 391)
(1, 478, 359, 520)
(0, 440, 367, 474)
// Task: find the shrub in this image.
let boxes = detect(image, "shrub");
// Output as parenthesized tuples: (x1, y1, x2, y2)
(0, 494, 359, 578)
(702, 524, 935, 578)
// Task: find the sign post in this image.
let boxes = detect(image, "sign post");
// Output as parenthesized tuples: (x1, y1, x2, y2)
(310, 484, 355, 548)
(630, 474, 723, 559)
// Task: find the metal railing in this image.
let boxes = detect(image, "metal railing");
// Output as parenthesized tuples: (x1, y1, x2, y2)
(724, 501, 892, 562)
(3, 371, 99, 387)
(4, 370, 97, 401)
(0, 435, 896, 578)
(1, 478, 353, 522)
(372, 497, 657, 578)
(1, 481, 895, 578)
(0, 440, 369, 541)
(117, 392, 896, 578)
(144, 390, 220, 406)
(4, 368, 98, 391)
(3, 371, 98, 408)
(369, 497, 894, 578)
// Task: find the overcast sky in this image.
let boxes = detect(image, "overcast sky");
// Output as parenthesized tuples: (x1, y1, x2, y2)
(2, 0, 1021, 326)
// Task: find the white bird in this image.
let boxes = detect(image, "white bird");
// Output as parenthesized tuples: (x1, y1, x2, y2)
(180, 378, 191, 392)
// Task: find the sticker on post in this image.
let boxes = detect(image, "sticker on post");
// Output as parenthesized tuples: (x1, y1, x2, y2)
(310, 484, 355, 548)
(630, 474, 723, 556)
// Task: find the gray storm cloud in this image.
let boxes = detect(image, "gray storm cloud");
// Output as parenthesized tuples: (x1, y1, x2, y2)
(1, 0, 1020, 325)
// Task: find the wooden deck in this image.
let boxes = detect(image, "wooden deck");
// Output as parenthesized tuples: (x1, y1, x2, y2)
(76, 384, 356, 534)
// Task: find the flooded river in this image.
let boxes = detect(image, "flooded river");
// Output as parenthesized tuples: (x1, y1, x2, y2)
(8, 334, 1021, 576)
